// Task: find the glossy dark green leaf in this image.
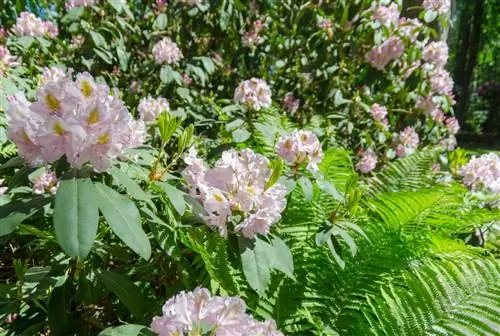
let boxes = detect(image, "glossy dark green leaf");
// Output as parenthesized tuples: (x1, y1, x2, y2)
(238, 236, 271, 296)
(156, 182, 186, 216)
(109, 166, 154, 209)
(268, 235, 295, 280)
(299, 176, 314, 202)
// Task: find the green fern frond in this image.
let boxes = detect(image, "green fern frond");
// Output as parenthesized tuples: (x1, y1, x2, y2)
(0, 143, 17, 159)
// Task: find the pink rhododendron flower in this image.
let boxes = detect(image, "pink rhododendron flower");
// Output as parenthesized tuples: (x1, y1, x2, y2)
(398, 17, 422, 41)
(460, 153, 500, 193)
(6, 72, 145, 172)
(365, 36, 404, 70)
(234, 78, 272, 111)
(32, 171, 58, 195)
(138, 97, 169, 121)
(182, 148, 287, 239)
(0, 179, 7, 196)
(151, 288, 284, 336)
(12, 12, 58, 38)
(423, 41, 448, 68)
(423, 0, 451, 15)
(432, 163, 441, 173)
(370, 103, 388, 123)
(439, 136, 457, 151)
(276, 130, 323, 171)
(40, 66, 67, 86)
(356, 150, 377, 173)
(399, 127, 419, 149)
(428, 67, 454, 94)
(416, 95, 438, 115)
(318, 17, 332, 29)
(152, 37, 183, 65)
(373, 3, 400, 27)
(445, 117, 460, 135)
(282, 92, 300, 116)
(0, 45, 19, 76)
(242, 31, 264, 48)
(65, 0, 97, 9)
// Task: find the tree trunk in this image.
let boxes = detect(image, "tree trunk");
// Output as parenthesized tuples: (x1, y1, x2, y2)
(457, 0, 484, 122)
(454, 4, 472, 99)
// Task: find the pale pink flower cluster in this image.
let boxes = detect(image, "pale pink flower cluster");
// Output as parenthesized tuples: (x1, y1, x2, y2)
(276, 130, 323, 171)
(242, 20, 265, 48)
(152, 37, 183, 65)
(423, 0, 451, 15)
(373, 3, 400, 27)
(445, 117, 460, 135)
(423, 41, 448, 68)
(398, 18, 422, 42)
(12, 12, 58, 38)
(137, 97, 169, 121)
(318, 17, 333, 30)
(460, 153, 500, 193)
(282, 92, 300, 116)
(0, 45, 18, 76)
(234, 78, 272, 111)
(151, 287, 284, 336)
(6, 72, 146, 172)
(40, 66, 67, 86)
(356, 150, 377, 173)
(182, 148, 287, 238)
(370, 103, 388, 123)
(32, 171, 58, 195)
(65, 0, 97, 9)
(396, 127, 419, 158)
(439, 136, 457, 151)
(0, 179, 7, 196)
(428, 67, 454, 94)
(365, 36, 404, 70)
(416, 95, 439, 115)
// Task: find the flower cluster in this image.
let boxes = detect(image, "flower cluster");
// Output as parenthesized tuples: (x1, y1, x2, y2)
(428, 67, 454, 95)
(276, 130, 323, 171)
(398, 18, 422, 42)
(365, 36, 404, 70)
(0, 179, 8, 196)
(396, 127, 419, 158)
(12, 12, 58, 38)
(138, 97, 170, 121)
(423, 0, 451, 15)
(32, 171, 59, 195)
(373, 3, 400, 27)
(152, 37, 183, 65)
(242, 20, 265, 48)
(318, 17, 333, 30)
(40, 66, 67, 86)
(370, 103, 388, 123)
(460, 153, 500, 193)
(182, 148, 287, 238)
(445, 117, 460, 135)
(356, 150, 378, 173)
(423, 41, 448, 68)
(151, 287, 284, 336)
(234, 78, 272, 111)
(0, 45, 18, 76)
(65, 0, 97, 9)
(6, 71, 146, 172)
(282, 92, 300, 116)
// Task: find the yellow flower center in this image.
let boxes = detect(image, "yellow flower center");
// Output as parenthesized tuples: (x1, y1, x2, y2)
(53, 121, 65, 135)
(80, 80, 93, 97)
(44, 93, 61, 112)
(98, 132, 110, 144)
(87, 107, 100, 124)
(213, 193, 224, 202)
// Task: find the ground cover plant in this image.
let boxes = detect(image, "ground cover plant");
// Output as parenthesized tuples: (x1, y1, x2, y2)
(0, 1, 499, 335)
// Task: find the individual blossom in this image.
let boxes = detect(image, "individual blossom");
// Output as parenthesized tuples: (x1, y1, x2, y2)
(439, 136, 457, 151)
(365, 36, 404, 70)
(39, 66, 67, 86)
(423, 41, 448, 68)
(151, 287, 284, 336)
(32, 171, 59, 195)
(398, 17, 422, 42)
(242, 31, 264, 48)
(460, 153, 500, 193)
(253, 19, 265, 33)
(155, 0, 167, 10)
(0, 179, 7, 196)
(12, 12, 58, 38)
(6, 72, 146, 172)
(276, 130, 323, 171)
(65, 0, 97, 9)
(182, 148, 287, 238)
(423, 0, 451, 15)
(0, 45, 19, 76)
(182, 73, 193, 86)
(416, 95, 439, 115)
(399, 127, 419, 148)
(138, 96, 169, 121)
(282, 92, 300, 116)
(152, 37, 183, 65)
(428, 67, 454, 94)
(370, 103, 388, 123)
(234, 78, 272, 111)
(317, 17, 332, 30)
(372, 2, 400, 27)
(445, 117, 460, 135)
(356, 150, 377, 173)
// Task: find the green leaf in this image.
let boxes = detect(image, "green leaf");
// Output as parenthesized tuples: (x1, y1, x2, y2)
(266, 158, 284, 189)
(95, 182, 151, 260)
(54, 178, 98, 259)
(24, 266, 51, 283)
(90, 31, 107, 48)
(107, 0, 125, 12)
(156, 182, 186, 216)
(299, 176, 314, 202)
(48, 278, 74, 336)
(238, 236, 271, 296)
(97, 271, 145, 319)
(232, 129, 251, 143)
(334, 90, 350, 107)
(225, 119, 245, 131)
(16, 36, 34, 49)
(337, 227, 357, 257)
(109, 166, 154, 209)
(61, 7, 84, 23)
(316, 177, 344, 202)
(117, 45, 130, 71)
(99, 324, 153, 336)
(153, 13, 168, 30)
(0, 196, 51, 236)
(198, 56, 215, 73)
(94, 48, 114, 64)
(424, 10, 438, 23)
(160, 65, 182, 85)
(176, 87, 191, 100)
(268, 235, 295, 280)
